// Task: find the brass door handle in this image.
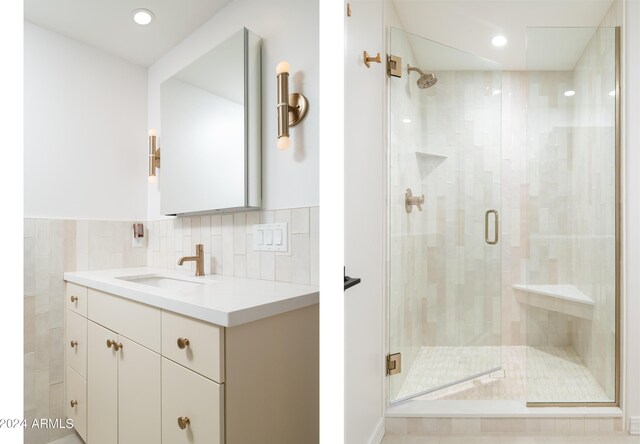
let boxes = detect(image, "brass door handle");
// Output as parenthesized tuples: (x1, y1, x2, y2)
(177, 337, 190, 349)
(485, 209, 499, 245)
(364, 51, 381, 68)
(70, 400, 77, 408)
(177, 416, 190, 430)
(70, 295, 78, 303)
(70, 340, 78, 348)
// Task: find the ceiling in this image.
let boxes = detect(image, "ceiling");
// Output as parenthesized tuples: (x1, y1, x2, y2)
(24, 0, 234, 66)
(392, 0, 615, 70)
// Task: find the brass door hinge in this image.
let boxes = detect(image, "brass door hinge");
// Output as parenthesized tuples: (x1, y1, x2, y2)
(387, 353, 401, 375)
(347, 2, 351, 17)
(387, 54, 402, 78)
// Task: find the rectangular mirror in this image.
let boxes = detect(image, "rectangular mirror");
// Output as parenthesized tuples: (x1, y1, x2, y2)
(160, 28, 261, 215)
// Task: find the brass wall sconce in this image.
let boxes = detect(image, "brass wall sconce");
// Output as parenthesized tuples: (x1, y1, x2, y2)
(276, 61, 309, 150)
(148, 128, 161, 182)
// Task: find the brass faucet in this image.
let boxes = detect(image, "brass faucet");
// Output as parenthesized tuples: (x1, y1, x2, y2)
(178, 244, 205, 276)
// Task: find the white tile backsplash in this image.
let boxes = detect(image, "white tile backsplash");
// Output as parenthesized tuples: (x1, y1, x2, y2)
(146, 206, 319, 285)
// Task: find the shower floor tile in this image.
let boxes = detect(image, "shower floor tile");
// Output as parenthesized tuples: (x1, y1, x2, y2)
(397, 346, 610, 402)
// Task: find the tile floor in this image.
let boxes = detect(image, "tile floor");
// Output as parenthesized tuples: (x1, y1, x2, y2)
(381, 434, 640, 443)
(396, 346, 610, 403)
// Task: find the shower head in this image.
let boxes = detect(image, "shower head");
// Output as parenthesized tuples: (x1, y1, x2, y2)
(407, 64, 437, 89)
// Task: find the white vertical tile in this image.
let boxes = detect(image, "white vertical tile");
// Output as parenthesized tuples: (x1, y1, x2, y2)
(260, 252, 275, 281)
(246, 235, 260, 279)
(211, 215, 222, 235)
(35, 313, 49, 370)
(246, 211, 260, 234)
(292, 234, 310, 285)
(200, 215, 211, 240)
(34, 368, 49, 419)
(24, 352, 35, 411)
(211, 235, 222, 275)
(291, 208, 310, 233)
(275, 255, 292, 282)
(24, 237, 36, 297)
(260, 210, 274, 224)
(222, 215, 234, 276)
(48, 275, 64, 330)
(234, 255, 247, 278)
(310, 207, 319, 286)
(34, 255, 50, 314)
(233, 213, 246, 254)
(49, 328, 64, 384)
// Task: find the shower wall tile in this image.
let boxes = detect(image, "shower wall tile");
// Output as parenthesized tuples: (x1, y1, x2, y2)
(24, 218, 146, 444)
(146, 206, 319, 285)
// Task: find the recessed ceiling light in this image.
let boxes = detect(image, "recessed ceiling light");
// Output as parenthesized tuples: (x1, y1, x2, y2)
(564, 90, 576, 97)
(132, 8, 154, 25)
(491, 35, 507, 47)
(609, 90, 616, 96)
(402, 118, 412, 123)
(492, 89, 502, 96)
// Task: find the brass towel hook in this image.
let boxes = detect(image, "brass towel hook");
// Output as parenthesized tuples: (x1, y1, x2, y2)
(364, 51, 381, 68)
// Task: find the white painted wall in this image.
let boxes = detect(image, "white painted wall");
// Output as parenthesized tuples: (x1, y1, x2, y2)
(623, 0, 640, 434)
(24, 22, 148, 221)
(146, 0, 319, 220)
(344, 1, 385, 443)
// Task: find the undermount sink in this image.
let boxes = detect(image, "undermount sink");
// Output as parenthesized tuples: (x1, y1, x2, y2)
(117, 274, 209, 290)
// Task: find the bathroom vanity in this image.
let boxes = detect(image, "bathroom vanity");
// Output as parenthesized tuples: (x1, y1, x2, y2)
(63, 268, 319, 444)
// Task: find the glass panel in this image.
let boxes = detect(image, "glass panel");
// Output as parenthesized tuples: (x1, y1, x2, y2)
(525, 27, 617, 403)
(388, 28, 502, 403)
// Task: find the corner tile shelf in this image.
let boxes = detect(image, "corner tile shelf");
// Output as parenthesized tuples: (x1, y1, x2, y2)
(512, 284, 594, 320)
(415, 151, 447, 178)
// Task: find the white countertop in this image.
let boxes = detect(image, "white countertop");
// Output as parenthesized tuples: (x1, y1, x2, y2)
(64, 267, 319, 327)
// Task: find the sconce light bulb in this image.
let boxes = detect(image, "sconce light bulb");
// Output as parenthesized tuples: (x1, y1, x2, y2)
(277, 136, 291, 150)
(148, 128, 157, 137)
(276, 61, 290, 75)
(148, 175, 157, 184)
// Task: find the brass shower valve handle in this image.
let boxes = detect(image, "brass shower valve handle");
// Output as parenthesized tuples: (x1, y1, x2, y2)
(364, 51, 382, 68)
(405, 188, 425, 213)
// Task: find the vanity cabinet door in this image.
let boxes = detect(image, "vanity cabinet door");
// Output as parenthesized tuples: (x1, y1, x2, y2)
(87, 321, 118, 444)
(118, 336, 161, 444)
(162, 358, 224, 444)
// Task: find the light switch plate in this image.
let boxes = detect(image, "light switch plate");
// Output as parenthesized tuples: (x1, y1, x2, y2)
(253, 223, 288, 252)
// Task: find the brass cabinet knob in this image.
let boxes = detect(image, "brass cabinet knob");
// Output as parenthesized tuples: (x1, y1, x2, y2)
(113, 342, 123, 351)
(70, 400, 78, 408)
(177, 337, 190, 349)
(177, 416, 190, 430)
(106, 339, 114, 349)
(70, 295, 78, 303)
(70, 340, 78, 348)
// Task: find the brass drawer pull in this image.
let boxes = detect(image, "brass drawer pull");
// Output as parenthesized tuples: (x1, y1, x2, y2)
(177, 416, 190, 430)
(177, 337, 190, 349)
(70, 400, 78, 408)
(70, 295, 78, 303)
(70, 340, 78, 348)
(485, 209, 499, 245)
(106, 339, 123, 350)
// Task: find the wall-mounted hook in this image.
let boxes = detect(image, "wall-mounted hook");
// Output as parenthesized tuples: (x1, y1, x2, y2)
(364, 51, 381, 68)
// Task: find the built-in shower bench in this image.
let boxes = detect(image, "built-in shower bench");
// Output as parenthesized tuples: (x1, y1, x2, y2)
(512, 284, 594, 320)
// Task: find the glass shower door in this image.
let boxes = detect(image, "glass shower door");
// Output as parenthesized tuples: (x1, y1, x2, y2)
(388, 28, 503, 403)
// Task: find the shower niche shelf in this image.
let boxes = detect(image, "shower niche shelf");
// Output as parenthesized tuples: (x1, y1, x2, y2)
(415, 151, 447, 177)
(512, 284, 594, 320)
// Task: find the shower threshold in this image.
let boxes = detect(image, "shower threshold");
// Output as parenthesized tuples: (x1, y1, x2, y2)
(385, 399, 622, 418)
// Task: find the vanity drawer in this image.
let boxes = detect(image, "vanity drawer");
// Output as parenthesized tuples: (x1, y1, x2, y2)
(66, 311, 87, 379)
(88, 289, 161, 353)
(162, 310, 225, 383)
(66, 283, 88, 317)
(66, 367, 87, 442)
(162, 358, 223, 444)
